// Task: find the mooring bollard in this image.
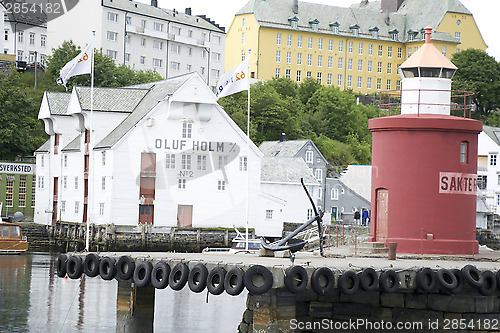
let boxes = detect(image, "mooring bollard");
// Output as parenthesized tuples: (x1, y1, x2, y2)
(388, 242, 398, 260)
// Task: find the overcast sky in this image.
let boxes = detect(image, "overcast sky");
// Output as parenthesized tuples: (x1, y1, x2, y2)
(138, 0, 499, 61)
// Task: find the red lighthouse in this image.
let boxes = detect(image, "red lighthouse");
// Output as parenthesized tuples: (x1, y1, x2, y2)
(368, 26, 482, 255)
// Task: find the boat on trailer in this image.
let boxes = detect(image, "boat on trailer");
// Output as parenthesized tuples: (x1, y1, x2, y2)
(0, 221, 29, 254)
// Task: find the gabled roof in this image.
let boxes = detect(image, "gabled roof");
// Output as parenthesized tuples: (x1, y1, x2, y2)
(338, 165, 372, 202)
(74, 86, 149, 113)
(261, 157, 319, 185)
(259, 139, 309, 157)
(61, 135, 81, 152)
(46, 92, 71, 115)
(3, 0, 47, 27)
(35, 139, 50, 153)
(482, 125, 500, 146)
(327, 177, 370, 205)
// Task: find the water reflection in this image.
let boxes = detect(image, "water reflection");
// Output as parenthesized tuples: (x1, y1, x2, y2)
(0, 254, 247, 332)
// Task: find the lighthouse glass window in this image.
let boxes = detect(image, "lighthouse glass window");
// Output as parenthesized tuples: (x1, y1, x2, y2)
(460, 142, 468, 163)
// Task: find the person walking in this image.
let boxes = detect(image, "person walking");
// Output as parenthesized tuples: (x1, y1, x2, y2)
(354, 209, 361, 226)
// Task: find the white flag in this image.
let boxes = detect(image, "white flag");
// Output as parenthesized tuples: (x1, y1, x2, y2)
(57, 40, 93, 88)
(216, 58, 249, 99)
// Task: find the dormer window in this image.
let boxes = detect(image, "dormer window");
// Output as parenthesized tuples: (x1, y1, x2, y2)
(390, 29, 399, 41)
(309, 19, 319, 32)
(288, 16, 299, 29)
(350, 24, 360, 37)
(369, 27, 379, 38)
(330, 22, 340, 34)
(408, 30, 417, 42)
(420, 28, 426, 40)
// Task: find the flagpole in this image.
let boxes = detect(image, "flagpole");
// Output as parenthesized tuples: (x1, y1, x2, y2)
(245, 49, 251, 252)
(86, 30, 95, 252)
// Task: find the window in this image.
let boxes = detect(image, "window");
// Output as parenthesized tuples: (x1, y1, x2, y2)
(107, 50, 117, 60)
(348, 42, 353, 53)
(197, 155, 207, 170)
(339, 40, 344, 52)
(275, 68, 280, 78)
(408, 47, 412, 57)
(308, 37, 313, 49)
(297, 53, 302, 65)
(442, 46, 447, 56)
(348, 59, 352, 70)
(242, 32, 246, 45)
(169, 61, 179, 70)
(287, 34, 292, 47)
(387, 63, 392, 74)
(241, 49, 245, 61)
(140, 56, 145, 65)
(107, 31, 118, 41)
(358, 76, 362, 89)
(18, 31, 23, 43)
(378, 45, 383, 56)
(218, 180, 226, 191)
(64, 154, 68, 167)
(368, 44, 373, 56)
(63, 176, 67, 189)
(337, 74, 342, 86)
(153, 58, 163, 68)
(460, 142, 468, 163)
(141, 19, 146, 28)
(213, 35, 221, 44)
(318, 38, 323, 50)
(387, 79, 391, 90)
(497, 174, 500, 186)
(307, 209, 314, 220)
(377, 78, 382, 90)
(317, 55, 322, 67)
(75, 201, 79, 214)
(171, 44, 180, 53)
(242, 18, 246, 27)
(125, 53, 130, 62)
(141, 38, 146, 47)
(154, 22, 164, 32)
(4, 30, 8, 41)
(41, 155, 44, 168)
(211, 69, 221, 78)
(182, 123, 192, 138)
(398, 47, 402, 59)
(212, 52, 221, 61)
(490, 154, 497, 166)
(276, 50, 281, 63)
(125, 34, 131, 44)
(239, 157, 247, 171)
(315, 169, 323, 182)
(277, 33, 281, 45)
(178, 179, 186, 189)
(327, 73, 332, 85)
(182, 154, 192, 170)
(218, 156, 228, 170)
(307, 71, 312, 78)
(307, 54, 312, 66)
(153, 40, 163, 50)
(338, 57, 343, 69)
(166, 154, 175, 168)
(329, 39, 333, 51)
(102, 177, 106, 191)
(455, 32, 461, 42)
(396, 80, 401, 90)
(38, 176, 44, 189)
(388, 46, 393, 58)
(331, 188, 339, 200)
(126, 16, 131, 25)
(358, 60, 362, 71)
(317, 72, 321, 84)
(347, 75, 352, 87)
(298, 36, 302, 48)
(266, 210, 273, 219)
(391, 32, 398, 41)
(478, 175, 487, 190)
(5, 175, 14, 207)
(201, 50, 206, 59)
(359, 43, 363, 54)
(99, 203, 105, 216)
(29, 33, 35, 45)
(305, 151, 313, 163)
(328, 56, 332, 68)
(108, 12, 118, 22)
(331, 24, 339, 34)
(287, 52, 291, 64)
(286, 69, 291, 79)
(297, 70, 302, 82)
(61, 201, 65, 213)
(368, 60, 372, 72)
(377, 61, 382, 73)
(367, 77, 372, 89)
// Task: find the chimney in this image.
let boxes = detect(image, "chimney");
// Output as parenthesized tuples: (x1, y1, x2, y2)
(151, 0, 157, 7)
(381, 0, 403, 13)
(279, 133, 287, 142)
(293, 0, 298, 14)
(185, 7, 192, 15)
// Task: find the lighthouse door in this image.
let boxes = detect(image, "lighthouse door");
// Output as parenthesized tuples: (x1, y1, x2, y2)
(375, 189, 389, 241)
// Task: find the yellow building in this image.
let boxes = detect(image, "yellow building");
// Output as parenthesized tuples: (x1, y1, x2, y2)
(225, 0, 487, 94)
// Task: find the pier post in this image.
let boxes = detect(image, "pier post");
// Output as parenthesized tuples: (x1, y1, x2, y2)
(116, 281, 155, 333)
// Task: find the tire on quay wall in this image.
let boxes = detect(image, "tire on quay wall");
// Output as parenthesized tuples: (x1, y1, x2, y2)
(416, 268, 436, 292)
(169, 263, 189, 291)
(462, 265, 483, 288)
(379, 270, 399, 293)
(56, 254, 68, 277)
(497, 271, 500, 291)
(243, 265, 273, 295)
(436, 269, 458, 291)
(338, 270, 359, 295)
(151, 262, 171, 289)
(310, 267, 335, 296)
(450, 268, 464, 294)
(359, 268, 378, 292)
(207, 266, 226, 295)
(116, 256, 135, 281)
(99, 256, 117, 281)
(133, 261, 153, 288)
(284, 265, 308, 294)
(188, 264, 209, 293)
(83, 253, 100, 278)
(478, 270, 497, 296)
(224, 267, 245, 296)
(66, 255, 84, 279)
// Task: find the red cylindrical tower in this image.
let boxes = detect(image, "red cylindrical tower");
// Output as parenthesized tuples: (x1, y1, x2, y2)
(368, 27, 482, 254)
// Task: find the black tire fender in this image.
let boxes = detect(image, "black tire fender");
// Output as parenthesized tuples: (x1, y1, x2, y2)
(284, 266, 308, 294)
(244, 265, 273, 295)
(207, 267, 226, 295)
(478, 270, 497, 296)
(310, 267, 335, 296)
(416, 268, 436, 292)
(224, 267, 245, 296)
(133, 261, 153, 288)
(338, 270, 359, 295)
(83, 253, 100, 278)
(462, 265, 483, 288)
(116, 256, 135, 281)
(359, 268, 378, 292)
(450, 268, 464, 294)
(56, 254, 68, 277)
(436, 269, 458, 291)
(188, 264, 209, 293)
(379, 270, 399, 293)
(151, 262, 171, 289)
(497, 270, 500, 291)
(99, 256, 117, 281)
(169, 262, 189, 291)
(66, 255, 83, 279)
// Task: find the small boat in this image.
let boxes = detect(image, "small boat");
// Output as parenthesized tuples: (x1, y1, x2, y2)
(0, 221, 29, 254)
(202, 229, 261, 254)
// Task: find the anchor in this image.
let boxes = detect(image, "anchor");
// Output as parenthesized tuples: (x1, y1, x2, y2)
(261, 178, 325, 256)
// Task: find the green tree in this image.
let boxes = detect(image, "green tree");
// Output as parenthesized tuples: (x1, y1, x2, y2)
(0, 71, 46, 159)
(451, 49, 500, 115)
(298, 77, 321, 105)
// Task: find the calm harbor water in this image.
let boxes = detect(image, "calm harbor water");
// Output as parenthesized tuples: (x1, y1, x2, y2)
(0, 253, 247, 333)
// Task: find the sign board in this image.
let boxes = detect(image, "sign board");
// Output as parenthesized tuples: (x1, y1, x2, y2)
(439, 172, 477, 195)
(0, 163, 35, 175)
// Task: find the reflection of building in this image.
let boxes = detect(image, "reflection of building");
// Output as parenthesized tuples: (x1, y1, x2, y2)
(0, 161, 36, 220)
(47, 0, 225, 89)
(226, 0, 486, 93)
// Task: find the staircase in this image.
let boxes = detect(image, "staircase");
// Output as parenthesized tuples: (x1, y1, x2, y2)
(352, 241, 389, 254)
(20, 223, 51, 252)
